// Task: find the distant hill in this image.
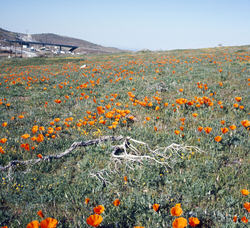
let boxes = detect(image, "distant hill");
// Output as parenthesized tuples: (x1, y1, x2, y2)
(0, 28, 123, 54)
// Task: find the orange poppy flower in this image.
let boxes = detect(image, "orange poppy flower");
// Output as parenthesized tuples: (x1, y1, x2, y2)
(204, 127, 212, 134)
(21, 134, 30, 139)
(86, 214, 103, 227)
(233, 103, 239, 108)
(93, 205, 105, 214)
(229, 125, 236, 130)
(214, 136, 222, 142)
(124, 176, 128, 182)
(220, 120, 225, 125)
(153, 203, 160, 212)
(233, 215, 237, 222)
(241, 189, 249, 196)
(37, 134, 44, 143)
(175, 130, 180, 135)
(0, 138, 7, 144)
(243, 202, 250, 212)
(54, 99, 61, 104)
(2, 122, 7, 127)
(189, 217, 200, 227)
(154, 126, 158, 131)
(18, 115, 24, 119)
(221, 127, 229, 134)
(241, 120, 250, 128)
(37, 210, 44, 218)
(0, 146, 5, 154)
(172, 217, 187, 228)
(192, 113, 198, 117)
(113, 199, 120, 206)
(170, 203, 183, 216)
(37, 154, 43, 159)
(26, 220, 40, 228)
(85, 198, 90, 205)
(40, 217, 58, 228)
(241, 216, 248, 223)
(235, 97, 242, 102)
(197, 126, 203, 132)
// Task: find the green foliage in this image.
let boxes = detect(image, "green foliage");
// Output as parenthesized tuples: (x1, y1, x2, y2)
(0, 46, 249, 227)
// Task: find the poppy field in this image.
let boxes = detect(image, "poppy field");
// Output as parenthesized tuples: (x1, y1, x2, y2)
(0, 46, 249, 227)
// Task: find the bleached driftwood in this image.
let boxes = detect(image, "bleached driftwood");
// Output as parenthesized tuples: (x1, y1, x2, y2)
(0, 135, 123, 172)
(0, 135, 202, 180)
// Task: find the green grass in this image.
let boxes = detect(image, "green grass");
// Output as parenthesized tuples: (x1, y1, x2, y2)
(0, 46, 249, 227)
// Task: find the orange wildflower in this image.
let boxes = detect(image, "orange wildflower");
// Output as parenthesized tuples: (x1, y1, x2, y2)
(40, 217, 58, 228)
(241, 189, 249, 196)
(233, 103, 239, 108)
(153, 203, 160, 212)
(124, 176, 128, 182)
(37, 134, 44, 143)
(85, 198, 90, 205)
(32, 125, 38, 134)
(54, 99, 61, 104)
(37, 210, 44, 218)
(54, 118, 60, 122)
(204, 127, 212, 134)
(241, 120, 250, 128)
(113, 199, 120, 206)
(192, 113, 198, 117)
(243, 202, 250, 212)
(174, 130, 180, 135)
(26, 220, 40, 228)
(188, 217, 200, 227)
(2, 122, 7, 127)
(21, 134, 30, 139)
(170, 203, 183, 216)
(220, 120, 225, 125)
(235, 97, 242, 102)
(233, 215, 237, 222)
(197, 126, 203, 132)
(172, 217, 187, 228)
(86, 214, 103, 227)
(214, 136, 222, 142)
(221, 127, 229, 134)
(229, 125, 236, 130)
(37, 154, 43, 159)
(154, 126, 158, 131)
(241, 216, 248, 223)
(93, 205, 105, 214)
(18, 115, 24, 119)
(0, 146, 5, 154)
(0, 138, 7, 144)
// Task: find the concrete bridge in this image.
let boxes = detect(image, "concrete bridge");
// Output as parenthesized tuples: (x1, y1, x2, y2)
(4, 39, 78, 52)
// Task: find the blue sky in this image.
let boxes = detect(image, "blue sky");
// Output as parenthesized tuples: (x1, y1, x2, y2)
(1, 0, 250, 50)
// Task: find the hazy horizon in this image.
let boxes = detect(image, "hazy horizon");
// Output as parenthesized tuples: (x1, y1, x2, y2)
(1, 0, 250, 51)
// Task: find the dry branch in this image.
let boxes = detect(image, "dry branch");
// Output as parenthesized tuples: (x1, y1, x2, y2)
(0, 135, 123, 172)
(0, 135, 203, 181)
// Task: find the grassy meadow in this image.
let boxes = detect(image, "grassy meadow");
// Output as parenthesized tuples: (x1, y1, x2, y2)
(0, 46, 249, 227)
